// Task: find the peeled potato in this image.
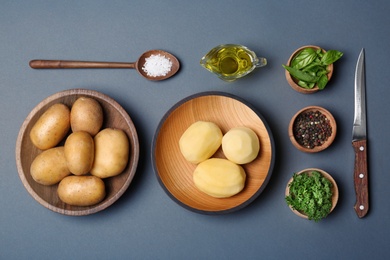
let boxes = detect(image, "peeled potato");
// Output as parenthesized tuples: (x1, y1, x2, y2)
(57, 175, 106, 206)
(90, 128, 129, 178)
(30, 103, 70, 150)
(222, 126, 260, 164)
(193, 158, 246, 198)
(70, 97, 103, 136)
(30, 147, 70, 185)
(179, 121, 222, 164)
(64, 131, 94, 175)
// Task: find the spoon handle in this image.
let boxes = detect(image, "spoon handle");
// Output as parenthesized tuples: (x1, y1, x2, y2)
(29, 60, 135, 69)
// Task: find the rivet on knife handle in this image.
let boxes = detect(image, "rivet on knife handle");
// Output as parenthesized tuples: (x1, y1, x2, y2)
(352, 139, 369, 218)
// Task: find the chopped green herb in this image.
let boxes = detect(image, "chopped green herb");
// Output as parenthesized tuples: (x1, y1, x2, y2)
(286, 171, 333, 222)
(283, 47, 343, 90)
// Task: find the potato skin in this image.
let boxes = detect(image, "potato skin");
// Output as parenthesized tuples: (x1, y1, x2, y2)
(64, 131, 94, 175)
(30, 103, 70, 150)
(70, 97, 103, 136)
(90, 128, 129, 178)
(57, 175, 106, 206)
(30, 147, 70, 185)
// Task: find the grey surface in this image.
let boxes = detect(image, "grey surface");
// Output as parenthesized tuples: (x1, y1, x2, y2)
(1, 0, 389, 259)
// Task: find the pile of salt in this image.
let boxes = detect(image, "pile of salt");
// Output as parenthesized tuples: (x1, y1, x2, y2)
(142, 54, 173, 77)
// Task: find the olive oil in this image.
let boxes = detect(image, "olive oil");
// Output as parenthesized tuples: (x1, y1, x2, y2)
(204, 46, 253, 76)
(200, 44, 267, 81)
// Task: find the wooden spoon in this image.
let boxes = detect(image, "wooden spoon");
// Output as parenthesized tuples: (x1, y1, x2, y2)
(29, 50, 180, 81)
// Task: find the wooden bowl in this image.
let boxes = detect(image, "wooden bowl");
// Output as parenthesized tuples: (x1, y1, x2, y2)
(288, 106, 336, 153)
(285, 45, 334, 94)
(285, 168, 339, 220)
(152, 91, 275, 214)
(15, 89, 139, 216)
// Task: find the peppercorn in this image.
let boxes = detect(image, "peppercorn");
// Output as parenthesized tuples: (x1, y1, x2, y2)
(293, 110, 332, 149)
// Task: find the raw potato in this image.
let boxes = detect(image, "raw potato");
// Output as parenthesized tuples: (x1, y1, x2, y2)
(179, 121, 223, 164)
(70, 97, 103, 136)
(64, 131, 94, 175)
(57, 175, 106, 206)
(90, 128, 129, 178)
(30, 103, 70, 150)
(193, 158, 246, 198)
(222, 126, 260, 164)
(30, 147, 70, 185)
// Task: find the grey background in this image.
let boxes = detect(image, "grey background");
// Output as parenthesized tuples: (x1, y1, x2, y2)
(1, 0, 389, 259)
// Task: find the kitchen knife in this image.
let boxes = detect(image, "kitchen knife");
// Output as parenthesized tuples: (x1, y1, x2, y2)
(352, 48, 369, 218)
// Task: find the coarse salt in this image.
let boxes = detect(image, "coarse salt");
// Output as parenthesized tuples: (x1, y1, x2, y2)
(142, 54, 172, 77)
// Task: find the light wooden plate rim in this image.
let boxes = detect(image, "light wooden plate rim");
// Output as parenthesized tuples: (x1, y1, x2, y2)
(15, 89, 139, 216)
(152, 91, 275, 214)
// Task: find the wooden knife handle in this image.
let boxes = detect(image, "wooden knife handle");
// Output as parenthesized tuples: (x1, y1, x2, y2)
(352, 139, 369, 218)
(29, 60, 135, 69)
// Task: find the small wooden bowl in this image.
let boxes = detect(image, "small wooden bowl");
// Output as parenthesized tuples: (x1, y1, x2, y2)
(15, 89, 139, 216)
(285, 168, 339, 220)
(288, 106, 336, 153)
(285, 45, 334, 94)
(152, 91, 275, 214)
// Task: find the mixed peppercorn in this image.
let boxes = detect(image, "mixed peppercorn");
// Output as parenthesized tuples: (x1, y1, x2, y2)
(293, 110, 332, 149)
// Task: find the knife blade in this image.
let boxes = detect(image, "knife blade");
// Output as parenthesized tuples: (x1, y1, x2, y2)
(352, 48, 369, 218)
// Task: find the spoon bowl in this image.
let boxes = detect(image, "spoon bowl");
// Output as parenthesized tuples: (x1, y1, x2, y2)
(136, 50, 180, 81)
(29, 50, 180, 81)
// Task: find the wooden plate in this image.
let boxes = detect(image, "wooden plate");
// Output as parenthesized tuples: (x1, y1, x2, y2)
(152, 92, 275, 214)
(15, 89, 139, 216)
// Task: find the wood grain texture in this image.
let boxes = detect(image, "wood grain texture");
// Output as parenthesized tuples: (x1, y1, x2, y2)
(285, 168, 339, 220)
(352, 139, 369, 218)
(15, 89, 139, 216)
(29, 49, 180, 81)
(152, 92, 275, 214)
(288, 106, 337, 153)
(285, 45, 334, 94)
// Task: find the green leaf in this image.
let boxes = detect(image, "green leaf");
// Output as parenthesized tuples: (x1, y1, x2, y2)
(282, 48, 343, 91)
(291, 48, 317, 69)
(302, 61, 322, 73)
(321, 50, 343, 65)
(317, 74, 328, 89)
(285, 171, 333, 222)
(298, 81, 315, 89)
(282, 65, 319, 83)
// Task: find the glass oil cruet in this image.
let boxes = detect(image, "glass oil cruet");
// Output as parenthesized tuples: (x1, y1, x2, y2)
(200, 44, 267, 82)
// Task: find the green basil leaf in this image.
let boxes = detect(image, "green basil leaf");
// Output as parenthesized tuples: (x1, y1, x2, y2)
(316, 68, 328, 77)
(302, 64, 326, 75)
(298, 81, 315, 89)
(291, 48, 317, 69)
(321, 50, 343, 65)
(302, 62, 322, 73)
(317, 74, 328, 89)
(316, 49, 324, 58)
(282, 65, 319, 83)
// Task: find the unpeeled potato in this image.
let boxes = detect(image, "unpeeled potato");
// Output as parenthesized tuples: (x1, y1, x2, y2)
(57, 175, 106, 206)
(222, 126, 260, 164)
(90, 128, 129, 178)
(179, 121, 222, 164)
(64, 131, 94, 175)
(70, 97, 103, 136)
(30, 103, 70, 150)
(30, 146, 70, 185)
